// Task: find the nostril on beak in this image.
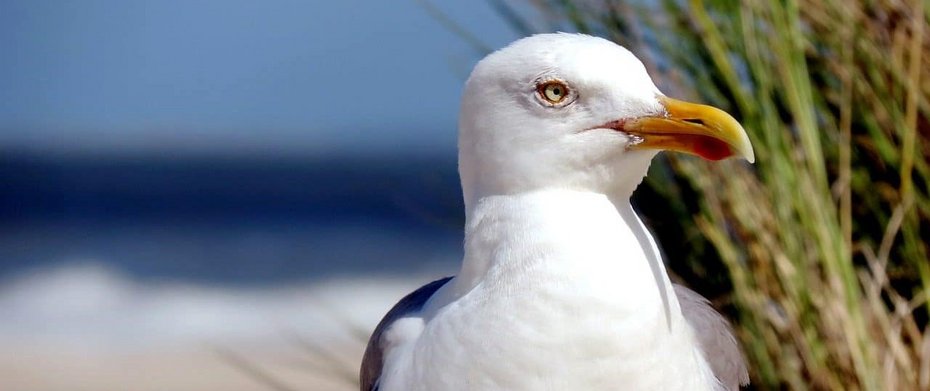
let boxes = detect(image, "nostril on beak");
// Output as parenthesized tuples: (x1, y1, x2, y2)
(683, 118, 705, 126)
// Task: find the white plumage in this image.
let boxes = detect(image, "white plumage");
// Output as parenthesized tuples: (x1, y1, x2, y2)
(361, 33, 751, 391)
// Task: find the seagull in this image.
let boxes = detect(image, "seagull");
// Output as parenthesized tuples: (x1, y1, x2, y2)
(360, 33, 753, 391)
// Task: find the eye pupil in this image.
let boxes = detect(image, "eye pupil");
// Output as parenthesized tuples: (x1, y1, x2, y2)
(540, 82, 569, 104)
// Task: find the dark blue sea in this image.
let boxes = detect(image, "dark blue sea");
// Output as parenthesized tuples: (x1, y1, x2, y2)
(0, 152, 465, 285)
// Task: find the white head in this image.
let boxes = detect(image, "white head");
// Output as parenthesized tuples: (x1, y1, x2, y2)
(458, 33, 753, 211)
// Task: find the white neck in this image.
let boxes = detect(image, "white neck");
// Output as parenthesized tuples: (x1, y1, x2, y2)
(443, 189, 681, 329)
(403, 189, 718, 391)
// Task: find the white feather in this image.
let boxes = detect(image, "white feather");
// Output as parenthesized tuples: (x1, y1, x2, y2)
(378, 191, 721, 390)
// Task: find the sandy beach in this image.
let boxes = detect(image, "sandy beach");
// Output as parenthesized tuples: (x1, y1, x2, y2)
(0, 265, 446, 391)
(2, 343, 362, 391)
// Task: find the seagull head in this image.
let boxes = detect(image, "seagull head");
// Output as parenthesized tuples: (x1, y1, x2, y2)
(458, 33, 753, 209)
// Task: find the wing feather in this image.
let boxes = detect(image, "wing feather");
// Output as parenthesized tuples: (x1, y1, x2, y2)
(359, 277, 452, 391)
(674, 284, 750, 390)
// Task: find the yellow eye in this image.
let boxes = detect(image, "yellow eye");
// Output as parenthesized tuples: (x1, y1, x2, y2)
(538, 81, 569, 104)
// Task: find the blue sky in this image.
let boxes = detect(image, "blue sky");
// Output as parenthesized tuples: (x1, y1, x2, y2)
(0, 1, 524, 156)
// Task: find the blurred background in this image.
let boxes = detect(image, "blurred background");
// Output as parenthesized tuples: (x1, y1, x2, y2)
(0, 1, 517, 390)
(3, 1, 929, 390)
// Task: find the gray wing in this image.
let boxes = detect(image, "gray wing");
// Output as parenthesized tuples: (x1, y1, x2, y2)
(674, 284, 750, 391)
(359, 277, 452, 391)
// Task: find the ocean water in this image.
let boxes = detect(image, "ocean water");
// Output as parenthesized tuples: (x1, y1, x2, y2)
(0, 153, 464, 349)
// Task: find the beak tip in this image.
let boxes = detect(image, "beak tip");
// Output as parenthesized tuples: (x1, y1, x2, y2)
(741, 145, 756, 164)
(738, 134, 755, 163)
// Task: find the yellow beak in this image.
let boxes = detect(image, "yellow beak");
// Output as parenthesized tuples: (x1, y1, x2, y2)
(622, 96, 755, 163)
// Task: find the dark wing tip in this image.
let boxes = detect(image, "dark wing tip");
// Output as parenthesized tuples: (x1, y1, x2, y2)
(359, 276, 453, 391)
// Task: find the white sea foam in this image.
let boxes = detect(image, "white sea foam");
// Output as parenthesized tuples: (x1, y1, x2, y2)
(0, 262, 449, 352)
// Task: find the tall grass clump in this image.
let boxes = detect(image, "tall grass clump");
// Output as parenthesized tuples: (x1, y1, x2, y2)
(507, 0, 930, 389)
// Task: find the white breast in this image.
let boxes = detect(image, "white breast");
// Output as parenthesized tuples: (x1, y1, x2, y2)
(378, 190, 720, 391)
